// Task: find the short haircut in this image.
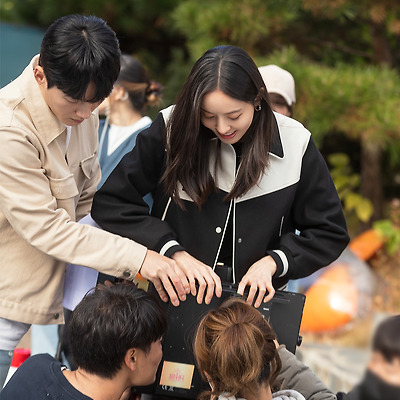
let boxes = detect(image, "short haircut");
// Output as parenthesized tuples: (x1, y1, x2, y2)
(39, 14, 121, 103)
(68, 283, 168, 379)
(372, 314, 400, 362)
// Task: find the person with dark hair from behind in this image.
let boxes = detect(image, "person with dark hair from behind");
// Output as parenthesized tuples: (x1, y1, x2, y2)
(193, 297, 336, 400)
(337, 314, 400, 400)
(1, 283, 167, 399)
(97, 54, 163, 189)
(0, 14, 188, 389)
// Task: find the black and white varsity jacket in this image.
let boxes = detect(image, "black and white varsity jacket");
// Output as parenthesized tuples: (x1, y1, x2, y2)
(92, 106, 349, 288)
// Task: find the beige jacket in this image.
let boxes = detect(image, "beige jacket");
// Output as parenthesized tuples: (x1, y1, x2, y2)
(0, 56, 147, 324)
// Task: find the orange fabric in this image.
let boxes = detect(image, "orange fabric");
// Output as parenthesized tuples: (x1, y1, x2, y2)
(301, 263, 358, 332)
(349, 229, 383, 261)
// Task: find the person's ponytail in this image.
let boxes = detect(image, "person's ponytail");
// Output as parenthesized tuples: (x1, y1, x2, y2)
(194, 298, 281, 400)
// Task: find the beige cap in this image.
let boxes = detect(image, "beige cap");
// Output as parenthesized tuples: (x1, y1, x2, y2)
(258, 64, 296, 106)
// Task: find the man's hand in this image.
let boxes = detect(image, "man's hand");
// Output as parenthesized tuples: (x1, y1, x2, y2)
(171, 251, 222, 304)
(237, 255, 277, 307)
(139, 249, 189, 306)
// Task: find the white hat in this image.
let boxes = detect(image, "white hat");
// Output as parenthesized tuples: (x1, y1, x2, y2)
(258, 65, 296, 106)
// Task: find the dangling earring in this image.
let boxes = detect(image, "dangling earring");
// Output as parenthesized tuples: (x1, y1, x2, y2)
(255, 104, 262, 111)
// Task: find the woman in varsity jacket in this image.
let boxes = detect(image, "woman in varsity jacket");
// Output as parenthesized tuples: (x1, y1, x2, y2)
(92, 45, 349, 307)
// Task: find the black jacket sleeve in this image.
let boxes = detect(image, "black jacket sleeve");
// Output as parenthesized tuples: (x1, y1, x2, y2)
(270, 136, 350, 280)
(91, 112, 183, 253)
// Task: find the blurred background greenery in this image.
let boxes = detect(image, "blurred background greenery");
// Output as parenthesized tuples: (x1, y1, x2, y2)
(1, 0, 400, 241)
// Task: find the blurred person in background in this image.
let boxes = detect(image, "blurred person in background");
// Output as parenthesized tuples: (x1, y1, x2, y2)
(337, 314, 400, 400)
(97, 54, 163, 189)
(270, 313, 400, 399)
(258, 64, 296, 118)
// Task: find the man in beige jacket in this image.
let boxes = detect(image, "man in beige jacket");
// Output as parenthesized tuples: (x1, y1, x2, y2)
(0, 14, 188, 387)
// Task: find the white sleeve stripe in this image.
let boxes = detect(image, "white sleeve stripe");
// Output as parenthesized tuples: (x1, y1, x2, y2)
(159, 240, 180, 256)
(273, 250, 289, 277)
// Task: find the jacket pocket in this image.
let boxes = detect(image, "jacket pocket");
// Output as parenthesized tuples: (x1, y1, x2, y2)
(48, 174, 79, 200)
(79, 153, 96, 179)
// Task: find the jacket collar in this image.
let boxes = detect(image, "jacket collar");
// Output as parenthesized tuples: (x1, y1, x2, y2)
(19, 55, 66, 145)
(269, 112, 284, 159)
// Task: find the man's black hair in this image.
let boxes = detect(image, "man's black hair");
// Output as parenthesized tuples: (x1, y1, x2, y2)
(68, 283, 167, 379)
(372, 315, 400, 362)
(39, 14, 121, 103)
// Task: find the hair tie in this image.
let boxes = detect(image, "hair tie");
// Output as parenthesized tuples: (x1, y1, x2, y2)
(146, 80, 163, 95)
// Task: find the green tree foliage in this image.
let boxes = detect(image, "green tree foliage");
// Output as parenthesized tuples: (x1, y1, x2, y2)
(171, 0, 299, 60)
(297, 1, 400, 222)
(254, 47, 400, 146)
(373, 198, 400, 254)
(302, 0, 400, 66)
(327, 152, 373, 234)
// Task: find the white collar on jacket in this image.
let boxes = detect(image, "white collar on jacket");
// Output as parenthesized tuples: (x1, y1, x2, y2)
(160, 106, 310, 203)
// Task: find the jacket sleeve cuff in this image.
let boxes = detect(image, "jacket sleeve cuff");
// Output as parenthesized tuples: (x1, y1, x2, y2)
(267, 249, 289, 278)
(159, 240, 185, 258)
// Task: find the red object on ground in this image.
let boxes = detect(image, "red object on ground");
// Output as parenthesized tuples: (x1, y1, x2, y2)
(3, 348, 31, 387)
(11, 348, 30, 368)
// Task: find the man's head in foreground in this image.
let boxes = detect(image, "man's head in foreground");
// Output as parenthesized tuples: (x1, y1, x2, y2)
(69, 283, 167, 385)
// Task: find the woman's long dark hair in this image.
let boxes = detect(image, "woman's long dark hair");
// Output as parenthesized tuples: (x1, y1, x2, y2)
(162, 45, 275, 209)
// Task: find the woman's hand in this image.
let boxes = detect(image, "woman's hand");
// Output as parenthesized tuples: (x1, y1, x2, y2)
(139, 249, 189, 306)
(237, 255, 277, 307)
(171, 251, 222, 304)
